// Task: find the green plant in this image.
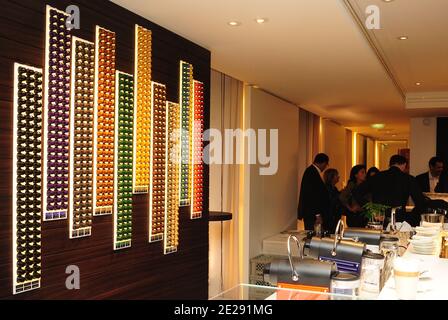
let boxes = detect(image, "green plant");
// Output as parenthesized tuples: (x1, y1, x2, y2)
(362, 202, 390, 222)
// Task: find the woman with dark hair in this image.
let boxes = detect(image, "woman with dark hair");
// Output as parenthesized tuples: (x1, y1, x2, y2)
(339, 165, 368, 227)
(367, 167, 380, 180)
(323, 169, 342, 233)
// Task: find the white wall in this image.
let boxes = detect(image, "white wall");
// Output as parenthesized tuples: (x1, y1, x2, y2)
(410, 117, 437, 176)
(247, 87, 300, 260)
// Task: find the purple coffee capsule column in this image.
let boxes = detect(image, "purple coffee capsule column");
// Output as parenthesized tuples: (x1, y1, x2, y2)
(42, 5, 72, 221)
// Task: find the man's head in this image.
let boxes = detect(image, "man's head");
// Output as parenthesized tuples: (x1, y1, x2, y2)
(313, 153, 330, 172)
(389, 155, 408, 172)
(429, 156, 444, 178)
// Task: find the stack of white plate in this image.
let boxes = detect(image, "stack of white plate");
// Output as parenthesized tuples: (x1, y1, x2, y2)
(410, 226, 440, 255)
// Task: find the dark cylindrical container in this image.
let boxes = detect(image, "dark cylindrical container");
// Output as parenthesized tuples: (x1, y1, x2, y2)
(304, 237, 366, 266)
(344, 228, 382, 246)
(263, 258, 336, 288)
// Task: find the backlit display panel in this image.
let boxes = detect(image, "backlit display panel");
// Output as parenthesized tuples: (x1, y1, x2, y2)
(149, 82, 167, 242)
(114, 71, 134, 250)
(93, 26, 116, 216)
(13, 64, 43, 294)
(133, 25, 152, 194)
(68, 37, 95, 239)
(43, 5, 72, 221)
(191, 80, 204, 219)
(179, 61, 193, 207)
(164, 102, 180, 254)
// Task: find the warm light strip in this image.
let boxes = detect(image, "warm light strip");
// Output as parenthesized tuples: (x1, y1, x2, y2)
(93, 26, 116, 216)
(133, 25, 152, 194)
(352, 132, 358, 166)
(179, 61, 194, 207)
(149, 82, 167, 242)
(113, 71, 134, 250)
(42, 5, 71, 221)
(191, 80, 204, 219)
(374, 140, 379, 169)
(164, 101, 181, 254)
(13, 63, 43, 294)
(68, 37, 95, 239)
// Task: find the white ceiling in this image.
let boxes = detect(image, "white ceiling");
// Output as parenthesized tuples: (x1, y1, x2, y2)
(111, 0, 448, 140)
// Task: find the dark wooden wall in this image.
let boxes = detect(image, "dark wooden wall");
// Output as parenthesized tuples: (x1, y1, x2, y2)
(0, 0, 210, 299)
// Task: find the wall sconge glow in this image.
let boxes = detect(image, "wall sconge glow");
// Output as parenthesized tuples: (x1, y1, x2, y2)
(191, 80, 204, 220)
(113, 71, 134, 250)
(13, 63, 43, 294)
(352, 132, 358, 166)
(93, 26, 116, 216)
(69, 37, 95, 239)
(374, 140, 380, 169)
(43, 5, 72, 221)
(164, 102, 181, 254)
(149, 82, 167, 242)
(179, 61, 194, 207)
(133, 25, 152, 194)
(371, 123, 386, 129)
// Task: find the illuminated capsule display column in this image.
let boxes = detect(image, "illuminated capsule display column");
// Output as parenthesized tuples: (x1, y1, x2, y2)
(43, 5, 72, 221)
(179, 61, 194, 207)
(93, 26, 116, 216)
(191, 81, 204, 220)
(164, 102, 180, 254)
(133, 25, 152, 194)
(68, 37, 95, 239)
(13, 64, 43, 294)
(149, 82, 167, 242)
(113, 72, 134, 250)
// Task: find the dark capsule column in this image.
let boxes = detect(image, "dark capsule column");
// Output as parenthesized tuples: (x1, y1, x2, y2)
(13, 64, 43, 294)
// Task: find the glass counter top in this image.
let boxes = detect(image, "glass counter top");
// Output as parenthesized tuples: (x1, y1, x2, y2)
(210, 284, 360, 301)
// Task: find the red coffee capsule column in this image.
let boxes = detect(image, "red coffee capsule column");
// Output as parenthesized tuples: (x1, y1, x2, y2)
(93, 26, 116, 216)
(13, 63, 43, 294)
(149, 82, 167, 242)
(191, 80, 204, 219)
(68, 37, 95, 239)
(42, 5, 72, 221)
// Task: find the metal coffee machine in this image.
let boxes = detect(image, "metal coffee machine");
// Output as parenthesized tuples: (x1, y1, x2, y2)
(304, 221, 366, 274)
(263, 235, 337, 293)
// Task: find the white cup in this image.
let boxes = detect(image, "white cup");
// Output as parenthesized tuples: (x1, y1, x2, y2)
(394, 258, 420, 300)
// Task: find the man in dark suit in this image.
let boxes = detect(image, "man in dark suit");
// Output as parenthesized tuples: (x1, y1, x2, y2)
(353, 155, 426, 227)
(298, 153, 330, 231)
(416, 156, 444, 193)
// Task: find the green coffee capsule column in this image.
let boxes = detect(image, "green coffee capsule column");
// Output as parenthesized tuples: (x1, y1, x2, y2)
(113, 71, 134, 250)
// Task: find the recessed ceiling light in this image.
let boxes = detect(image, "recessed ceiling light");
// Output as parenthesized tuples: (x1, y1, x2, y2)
(371, 124, 386, 129)
(416, 82, 422, 86)
(383, 0, 394, 3)
(228, 21, 241, 27)
(255, 18, 268, 24)
(398, 36, 408, 40)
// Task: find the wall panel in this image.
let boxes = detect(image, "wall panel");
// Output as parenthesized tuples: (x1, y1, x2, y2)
(0, 0, 210, 299)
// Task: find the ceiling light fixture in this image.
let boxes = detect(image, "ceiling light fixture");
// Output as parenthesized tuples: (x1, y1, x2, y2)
(416, 82, 422, 86)
(228, 21, 241, 27)
(398, 36, 408, 40)
(255, 18, 268, 24)
(371, 124, 386, 129)
(383, 0, 394, 3)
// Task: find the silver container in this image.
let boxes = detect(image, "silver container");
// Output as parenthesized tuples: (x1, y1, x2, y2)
(331, 272, 360, 299)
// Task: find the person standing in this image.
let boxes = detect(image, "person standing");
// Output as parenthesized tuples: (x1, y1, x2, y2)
(340, 165, 368, 228)
(323, 169, 342, 233)
(416, 156, 444, 193)
(297, 154, 330, 231)
(353, 155, 426, 227)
